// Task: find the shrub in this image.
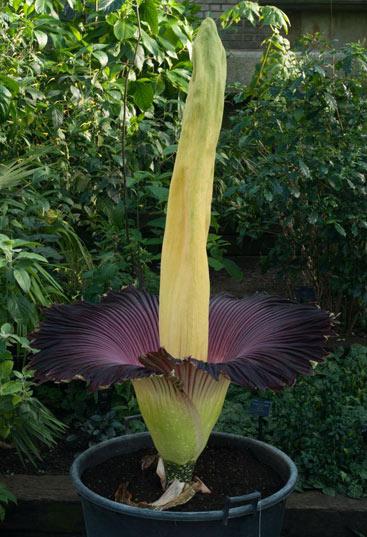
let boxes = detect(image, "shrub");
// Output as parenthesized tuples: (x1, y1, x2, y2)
(217, 345, 367, 498)
(0, 324, 64, 465)
(0, 234, 65, 336)
(0, 1, 292, 301)
(0, 0, 198, 296)
(218, 39, 367, 333)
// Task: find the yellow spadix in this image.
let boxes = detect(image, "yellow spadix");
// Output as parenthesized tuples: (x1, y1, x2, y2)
(159, 18, 226, 361)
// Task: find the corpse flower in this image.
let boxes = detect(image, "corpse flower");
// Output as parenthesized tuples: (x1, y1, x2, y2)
(30, 19, 330, 506)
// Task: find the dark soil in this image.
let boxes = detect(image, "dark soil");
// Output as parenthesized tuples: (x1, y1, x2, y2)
(82, 440, 284, 512)
(0, 435, 88, 475)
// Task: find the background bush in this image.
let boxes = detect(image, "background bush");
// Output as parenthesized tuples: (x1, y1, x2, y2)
(217, 38, 367, 333)
(0, 324, 64, 464)
(217, 345, 367, 498)
(0, 0, 199, 305)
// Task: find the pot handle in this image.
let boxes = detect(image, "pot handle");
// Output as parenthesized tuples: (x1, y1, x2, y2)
(222, 490, 261, 527)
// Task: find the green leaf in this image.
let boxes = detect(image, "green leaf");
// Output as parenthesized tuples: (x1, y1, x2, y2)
(163, 144, 177, 156)
(7, 295, 37, 328)
(290, 184, 300, 198)
(141, 29, 160, 56)
(98, 0, 124, 10)
(7, 297, 22, 324)
(170, 23, 189, 45)
(0, 482, 16, 507)
(34, 30, 48, 49)
(0, 161, 37, 190)
(261, 6, 290, 32)
(0, 75, 19, 95)
(25, 88, 45, 101)
(308, 213, 318, 225)
(264, 191, 273, 202)
(29, 277, 48, 305)
(13, 269, 31, 293)
(208, 257, 224, 271)
(131, 81, 154, 111)
(222, 258, 243, 281)
(148, 217, 166, 229)
(0, 343, 11, 359)
(299, 159, 311, 178)
(0, 324, 13, 335)
(93, 50, 109, 68)
(147, 185, 168, 202)
(0, 361, 13, 381)
(16, 252, 48, 263)
(13, 239, 36, 248)
(134, 45, 145, 71)
(114, 21, 136, 41)
(0, 86, 12, 121)
(140, 0, 159, 35)
(165, 69, 189, 92)
(35, 0, 47, 12)
(334, 223, 347, 237)
(70, 25, 82, 41)
(0, 381, 22, 396)
(51, 108, 64, 128)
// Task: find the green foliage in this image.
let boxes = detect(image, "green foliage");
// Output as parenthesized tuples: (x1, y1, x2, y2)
(35, 382, 99, 427)
(0, 0, 205, 297)
(221, 1, 291, 96)
(0, 0, 242, 300)
(36, 380, 143, 446)
(68, 409, 124, 446)
(0, 482, 16, 523)
(0, 234, 65, 336)
(219, 39, 367, 331)
(0, 159, 39, 190)
(0, 325, 65, 465)
(0, 0, 195, 188)
(221, 1, 289, 32)
(0, 160, 93, 306)
(217, 345, 367, 498)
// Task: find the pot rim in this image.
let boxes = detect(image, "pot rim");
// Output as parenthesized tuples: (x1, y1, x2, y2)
(70, 431, 297, 522)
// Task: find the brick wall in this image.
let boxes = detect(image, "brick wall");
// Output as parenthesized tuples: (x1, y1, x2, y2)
(193, 0, 270, 50)
(196, 1, 236, 20)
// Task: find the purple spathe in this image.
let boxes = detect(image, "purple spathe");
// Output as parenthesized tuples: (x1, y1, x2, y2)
(30, 287, 331, 390)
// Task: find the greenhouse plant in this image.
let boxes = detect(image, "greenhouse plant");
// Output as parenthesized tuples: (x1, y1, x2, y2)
(30, 18, 330, 537)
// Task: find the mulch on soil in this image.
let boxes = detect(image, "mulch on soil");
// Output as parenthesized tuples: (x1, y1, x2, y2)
(82, 439, 284, 512)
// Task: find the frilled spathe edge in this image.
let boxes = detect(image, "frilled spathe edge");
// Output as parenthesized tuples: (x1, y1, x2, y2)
(29, 288, 331, 390)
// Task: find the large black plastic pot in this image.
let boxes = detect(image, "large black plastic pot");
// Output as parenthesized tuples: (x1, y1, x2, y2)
(71, 432, 297, 537)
